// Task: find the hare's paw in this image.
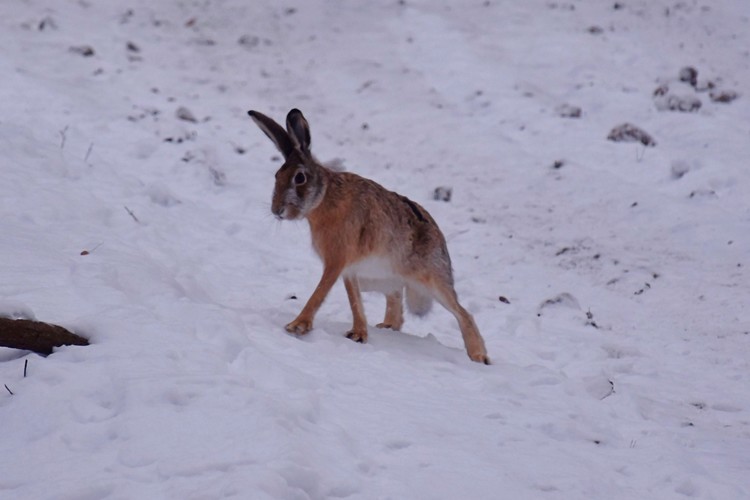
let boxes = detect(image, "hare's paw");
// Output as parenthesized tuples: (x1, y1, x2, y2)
(469, 351, 491, 365)
(376, 322, 401, 331)
(285, 318, 313, 335)
(345, 329, 368, 343)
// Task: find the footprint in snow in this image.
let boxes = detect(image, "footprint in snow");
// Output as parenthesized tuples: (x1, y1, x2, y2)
(385, 439, 412, 451)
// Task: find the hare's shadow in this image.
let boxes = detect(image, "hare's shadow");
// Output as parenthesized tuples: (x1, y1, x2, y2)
(304, 320, 472, 365)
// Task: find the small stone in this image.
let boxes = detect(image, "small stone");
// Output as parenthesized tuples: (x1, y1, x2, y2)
(670, 160, 690, 180)
(709, 89, 739, 103)
(689, 188, 716, 199)
(69, 45, 95, 57)
(38, 16, 57, 31)
(664, 94, 701, 112)
(433, 186, 452, 202)
(176, 106, 198, 123)
(678, 66, 698, 87)
(653, 84, 669, 97)
(607, 123, 656, 147)
(238, 34, 260, 49)
(555, 104, 582, 118)
(191, 38, 216, 46)
(694, 79, 715, 92)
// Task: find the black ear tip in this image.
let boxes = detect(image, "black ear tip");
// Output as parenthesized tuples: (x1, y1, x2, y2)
(287, 108, 304, 119)
(247, 110, 257, 118)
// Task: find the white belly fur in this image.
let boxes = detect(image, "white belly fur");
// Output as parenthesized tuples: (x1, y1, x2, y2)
(344, 256, 404, 293)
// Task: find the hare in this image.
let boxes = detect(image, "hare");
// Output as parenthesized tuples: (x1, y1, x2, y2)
(248, 108, 489, 364)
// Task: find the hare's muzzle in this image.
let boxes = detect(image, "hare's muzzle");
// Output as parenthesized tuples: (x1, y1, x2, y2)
(271, 204, 287, 220)
(272, 194, 299, 220)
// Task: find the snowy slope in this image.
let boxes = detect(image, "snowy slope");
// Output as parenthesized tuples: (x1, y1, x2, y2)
(1, 0, 749, 498)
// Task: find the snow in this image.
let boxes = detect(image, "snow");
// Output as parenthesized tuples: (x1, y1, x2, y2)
(1, 0, 749, 498)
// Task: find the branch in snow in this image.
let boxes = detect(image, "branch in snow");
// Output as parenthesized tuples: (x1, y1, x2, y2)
(0, 318, 89, 355)
(124, 206, 140, 223)
(59, 125, 69, 149)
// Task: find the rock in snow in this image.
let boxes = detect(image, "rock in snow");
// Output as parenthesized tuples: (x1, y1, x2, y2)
(607, 123, 656, 146)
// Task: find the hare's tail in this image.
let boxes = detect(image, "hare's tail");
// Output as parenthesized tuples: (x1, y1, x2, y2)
(405, 285, 433, 317)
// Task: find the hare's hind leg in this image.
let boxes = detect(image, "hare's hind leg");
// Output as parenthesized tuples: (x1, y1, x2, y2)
(377, 289, 404, 331)
(438, 288, 490, 364)
(343, 276, 368, 343)
(425, 278, 490, 364)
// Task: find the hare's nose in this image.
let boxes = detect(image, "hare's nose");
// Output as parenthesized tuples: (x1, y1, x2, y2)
(272, 206, 286, 220)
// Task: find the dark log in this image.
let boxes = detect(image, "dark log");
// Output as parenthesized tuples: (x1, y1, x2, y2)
(0, 318, 89, 355)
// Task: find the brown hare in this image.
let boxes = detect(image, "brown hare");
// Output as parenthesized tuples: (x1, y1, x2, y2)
(248, 108, 489, 364)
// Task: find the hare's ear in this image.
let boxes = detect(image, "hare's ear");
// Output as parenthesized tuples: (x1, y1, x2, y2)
(286, 109, 311, 154)
(248, 110, 294, 159)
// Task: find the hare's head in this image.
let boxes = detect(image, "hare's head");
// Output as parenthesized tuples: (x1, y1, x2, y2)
(248, 109, 326, 220)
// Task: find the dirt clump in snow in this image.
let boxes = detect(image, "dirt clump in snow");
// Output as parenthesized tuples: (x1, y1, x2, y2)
(607, 123, 656, 146)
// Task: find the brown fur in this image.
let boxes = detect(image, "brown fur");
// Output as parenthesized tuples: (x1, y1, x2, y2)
(248, 109, 489, 364)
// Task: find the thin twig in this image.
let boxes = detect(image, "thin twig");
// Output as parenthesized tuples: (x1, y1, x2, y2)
(600, 380, 615, 400)
(80, 242, 104, 256)
(85, 142, 94, 163)
(636, 144, 646, 162)
(4, 384, 13, 396)
(59, 125, 69, 149)
(24, 359, 28, 378)
(124, 206, 140, 223)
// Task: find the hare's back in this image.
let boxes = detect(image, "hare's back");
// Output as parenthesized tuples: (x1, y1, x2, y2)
(336, 173, 452, 277)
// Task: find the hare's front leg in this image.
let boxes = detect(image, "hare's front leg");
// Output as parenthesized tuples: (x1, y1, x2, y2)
(343, 276, 368, 343)
(286, 262, 343, 335)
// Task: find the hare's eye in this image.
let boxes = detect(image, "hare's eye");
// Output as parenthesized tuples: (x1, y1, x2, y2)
(293, 172, 307, 185)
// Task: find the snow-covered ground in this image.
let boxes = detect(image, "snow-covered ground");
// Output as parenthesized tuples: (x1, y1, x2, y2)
(1, 0, 749, 498)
